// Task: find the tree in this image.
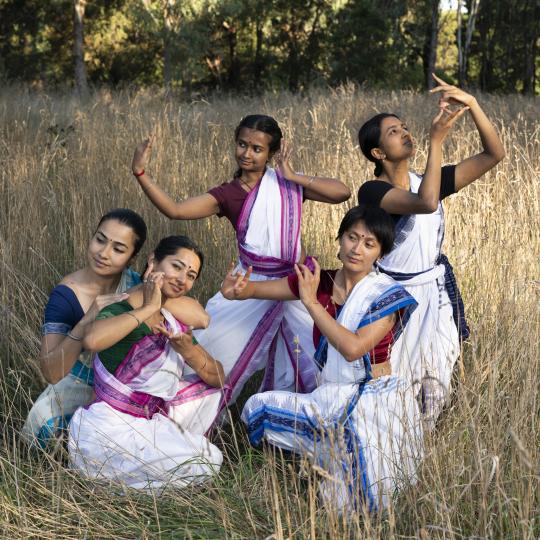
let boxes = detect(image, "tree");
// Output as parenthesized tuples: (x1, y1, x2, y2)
(73, 0, 89, 98)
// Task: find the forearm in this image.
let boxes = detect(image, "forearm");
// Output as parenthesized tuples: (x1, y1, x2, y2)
(289, 173, 351, 203)
(304, 302, 362, 361)
(83, 305, 155, 352)
(40, 332, 85, 384)
(184, 347, 225, 388)
(418, 140, 443, 211)
(135, 172, 182, 219)
(468, 99, 505, 161)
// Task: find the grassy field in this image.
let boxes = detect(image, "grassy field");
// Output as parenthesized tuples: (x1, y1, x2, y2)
(0, 84, 538, 538)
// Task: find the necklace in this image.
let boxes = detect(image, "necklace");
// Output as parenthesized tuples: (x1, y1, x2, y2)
(239, 177, 254, 192)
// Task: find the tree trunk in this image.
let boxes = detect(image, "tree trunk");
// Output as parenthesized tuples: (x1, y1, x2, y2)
(457, 0, 463, 85)
(462, 0, 480, 87)
(425, 0, 440, 89)
(73, 0, 89, 99)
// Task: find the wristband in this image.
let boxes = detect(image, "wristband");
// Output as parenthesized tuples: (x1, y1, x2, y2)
(133, 169, 145, 177)
(67, 331, 83, 342)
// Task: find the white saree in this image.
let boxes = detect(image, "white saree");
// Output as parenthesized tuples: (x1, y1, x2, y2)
(68, 309, 222, 491)
(171, 168, 317, 433)
(242, 272, 422, 512)
(379, 172, 461, 426)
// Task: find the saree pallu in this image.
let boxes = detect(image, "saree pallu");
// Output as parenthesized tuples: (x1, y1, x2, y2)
(69, 310, 222, 491)
(22, 268, 140, 448)
(242, 273, 423, 512)
(173, 168, 317, 434)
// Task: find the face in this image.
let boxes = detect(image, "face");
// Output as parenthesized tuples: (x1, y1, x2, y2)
(373, 116, 415, 162)
(153, 247, 201, 299)
(235, 127, 273, 174)
(88, 219, 137, 277)
(338, 221, 382, 274)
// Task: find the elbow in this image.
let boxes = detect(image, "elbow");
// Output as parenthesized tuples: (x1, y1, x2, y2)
(420, 199, 438, 213)
(494, 148, 506, 163)
(82, 334, 99, 353)
(41, 367, 61, 385)
(199, 313, 210, 329)
(331, 183, 352, 204)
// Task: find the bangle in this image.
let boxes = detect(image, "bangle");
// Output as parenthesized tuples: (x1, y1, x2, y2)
(67, 331, 83, 342)
(133, 169, 145, 177)
(125, 311, 142, 327)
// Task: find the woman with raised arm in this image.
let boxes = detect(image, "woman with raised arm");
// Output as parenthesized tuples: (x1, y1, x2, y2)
(69, 235, 224, 491)
(357, 74, 505, 426)
(221, 205, 420, 512)
(131, 114, 351, 430)
(22, 210, 210, 448)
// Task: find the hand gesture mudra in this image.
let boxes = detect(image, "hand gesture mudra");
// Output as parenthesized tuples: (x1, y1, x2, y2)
(142, 261, 164, 313)
(132, 133, 155, 175)
(84, 292, 130, 322)
(155, 321, 195, 356)
(430, 73, 476, 109)
(220, 263, 253, 300)
(295, 258, 321, 308)
(275, 139, 295, 179)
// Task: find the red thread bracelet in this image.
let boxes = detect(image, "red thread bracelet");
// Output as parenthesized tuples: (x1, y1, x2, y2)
(133, 169, 145, 177)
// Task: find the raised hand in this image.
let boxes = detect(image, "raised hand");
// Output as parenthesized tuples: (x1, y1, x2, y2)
(430, 74, 476, 109)
(275, 139, 295, 179)
(294, 258, 321, 308)
(155, 322, 195, 356)
(429, 102, 470, 144)
(142, 269, 164, 314)
(84, 292, 130, 322)
(220, 263, 253, 300)
(132, 133, 155, 175)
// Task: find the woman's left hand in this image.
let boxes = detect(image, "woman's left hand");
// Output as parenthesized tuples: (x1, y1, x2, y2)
(275, 139, 295, 179)
(430, 74, 476, 108)
(155, 323, 195, 356)
(295, 259, 320, 308)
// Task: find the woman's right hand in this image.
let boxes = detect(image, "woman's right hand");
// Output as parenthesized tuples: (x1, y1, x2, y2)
(220, 263, 252, 300)
(132, 134, 155, 175)
(142, 267, 164, 313)
(429, 104, 469, 144)
(83, 292, 130, 324)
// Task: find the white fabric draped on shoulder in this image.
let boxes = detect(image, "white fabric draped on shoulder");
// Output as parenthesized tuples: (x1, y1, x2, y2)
(242, 272, 423, 512)
(68, 308, 222, 491)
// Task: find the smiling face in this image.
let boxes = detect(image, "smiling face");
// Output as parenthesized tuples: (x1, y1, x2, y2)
(338, 220, 383, 274)
(153, 247, 201, 299)
(372, 116, 415, 163)
(87, 219, 137, 277)
(235, 127, 273, 175)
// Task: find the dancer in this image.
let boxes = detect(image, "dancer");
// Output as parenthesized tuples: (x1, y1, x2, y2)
(357, 74, 505, 425)
(131, 114, 351, 429)
(23, 209, 208, 447)
(69, 235, 224, 491)
(221, 205, 420, 511)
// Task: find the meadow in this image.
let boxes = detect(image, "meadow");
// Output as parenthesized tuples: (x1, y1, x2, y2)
(0, 84, 538, 538)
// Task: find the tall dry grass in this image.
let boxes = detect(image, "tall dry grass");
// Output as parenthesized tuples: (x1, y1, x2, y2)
(0, 84, 538, 538)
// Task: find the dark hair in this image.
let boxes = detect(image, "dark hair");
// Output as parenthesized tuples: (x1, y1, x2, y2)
(153, 235, 204, 278)
(337, 205, 395, 258)
(358, 113, 400, 177)
(233, 114, 283, 178)
(97, 208, 147, 256)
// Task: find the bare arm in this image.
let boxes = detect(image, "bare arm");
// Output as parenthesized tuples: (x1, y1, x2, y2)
(164, 296, 210, 329)
(220, 264, 297, 301)
(132, 137, 220, 220)
(378, 105, 470, 216)
(275, 140, 351, 204)
(430, 75, 505, 191)
(39, 291, 129, 384)
(294, 261, 395, 361)
(83, 274, 163, 353)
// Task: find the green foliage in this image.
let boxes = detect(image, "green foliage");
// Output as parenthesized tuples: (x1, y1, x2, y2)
(0, 0, 537, 92)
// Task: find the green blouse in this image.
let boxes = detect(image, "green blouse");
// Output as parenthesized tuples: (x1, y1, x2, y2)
(95, 300, 152, 374)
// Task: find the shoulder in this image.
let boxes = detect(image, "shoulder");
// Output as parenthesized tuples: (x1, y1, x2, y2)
(43, 284, 84, 328)
(357, 180, 395, 207)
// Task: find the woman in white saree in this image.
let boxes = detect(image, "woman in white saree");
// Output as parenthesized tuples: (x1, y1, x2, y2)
(221, 205, 421, 512)
(130, 115, 351, 431)
(357, 75, 505, 426)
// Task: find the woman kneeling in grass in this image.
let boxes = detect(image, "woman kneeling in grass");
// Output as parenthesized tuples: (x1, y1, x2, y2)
(220, 206, 421, 511)
(69, 235, 224, 491)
